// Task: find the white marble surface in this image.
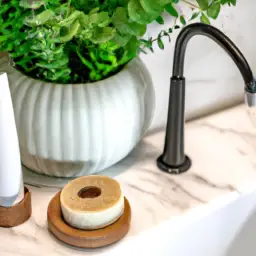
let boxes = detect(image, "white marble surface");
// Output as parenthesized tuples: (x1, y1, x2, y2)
(2, 103, 256, 255)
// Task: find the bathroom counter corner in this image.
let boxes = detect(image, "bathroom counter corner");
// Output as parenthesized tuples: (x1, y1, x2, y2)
(1, 103, 256, 255)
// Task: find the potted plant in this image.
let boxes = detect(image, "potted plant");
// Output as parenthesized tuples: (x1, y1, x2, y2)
(0, 0, 236, 177)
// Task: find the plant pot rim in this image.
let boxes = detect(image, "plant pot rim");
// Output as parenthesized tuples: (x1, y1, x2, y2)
(6, 56, 141, 87)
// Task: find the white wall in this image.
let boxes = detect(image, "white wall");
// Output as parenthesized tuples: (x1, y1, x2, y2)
(143, 0, 256, 132)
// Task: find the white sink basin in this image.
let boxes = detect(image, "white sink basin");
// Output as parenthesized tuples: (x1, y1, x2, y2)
(107, 188, 256, 256)
(224, 189, 256, 256)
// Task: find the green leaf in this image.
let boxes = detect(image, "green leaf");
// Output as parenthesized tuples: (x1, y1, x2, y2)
(128, 0, 165, 24)
(196, 0, 209, 10)
(112, 7, 146, 36)
(78, 13, 90, 28)
(19, 0, 44, 9)
(112, 7, 128, 26)
(128, 22, 147, 36)
(89, 12, 110, 26)
(140, 0, 163, 16)
(36, 56, 69, 69)
(25, 10, 55, 27)
(156, 16, 164, 24)
(113, 33, 131, 47)
(59, 20, 80, 42)
(125, 36, 140, 58)
(89, 7, 100, 15)
(91, 27, 116, 43)
(180, 15, 186, 25)
(221, 0, 236, 5)
(140, 39, 153, 49)
(114, 22, 146, 36)
(190, 12, 200, 21)
(157, 37, 164, 49)
(165, 4, 179, 18)
(60, 11, 82, 26)
(76, 48, 94, 69)
(128, 0, 151, 24)
(51, 69, 71, 81)
(200, 12, 210, 24)
(207, 3, 221, 19)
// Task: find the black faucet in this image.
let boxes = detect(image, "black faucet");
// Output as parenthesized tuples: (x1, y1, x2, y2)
(157, 22, 256, 175)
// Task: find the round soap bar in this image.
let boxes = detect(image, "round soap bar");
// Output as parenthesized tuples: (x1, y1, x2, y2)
(60, 175, 124, 230)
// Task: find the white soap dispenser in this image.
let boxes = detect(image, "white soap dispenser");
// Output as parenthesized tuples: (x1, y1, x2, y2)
(0, 72, 24, 207)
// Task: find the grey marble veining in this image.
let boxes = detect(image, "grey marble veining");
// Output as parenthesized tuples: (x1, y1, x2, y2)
(1, 104, 256, 255)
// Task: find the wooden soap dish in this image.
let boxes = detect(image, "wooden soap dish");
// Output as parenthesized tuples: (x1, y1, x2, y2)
(47, 191, 131, 249)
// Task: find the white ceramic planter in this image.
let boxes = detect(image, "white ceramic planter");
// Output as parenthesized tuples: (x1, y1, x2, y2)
(0, 57, 155, 177)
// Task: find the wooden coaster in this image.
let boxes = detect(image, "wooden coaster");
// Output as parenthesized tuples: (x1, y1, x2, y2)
(47, 191, 131, 248)
(0, 187, 32, 227)
(0, 53, 8, 57)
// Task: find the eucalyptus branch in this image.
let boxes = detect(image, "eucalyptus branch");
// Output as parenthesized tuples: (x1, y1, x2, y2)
(139, 19, 179, 52)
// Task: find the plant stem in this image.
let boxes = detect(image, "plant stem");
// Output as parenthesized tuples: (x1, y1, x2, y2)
(181, 0, 199, 9)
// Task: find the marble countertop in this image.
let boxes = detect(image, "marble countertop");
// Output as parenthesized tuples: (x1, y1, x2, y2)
(2, 103, 256, 255)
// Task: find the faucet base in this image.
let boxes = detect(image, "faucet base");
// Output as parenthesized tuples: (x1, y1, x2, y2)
(156, 155, 191, 175)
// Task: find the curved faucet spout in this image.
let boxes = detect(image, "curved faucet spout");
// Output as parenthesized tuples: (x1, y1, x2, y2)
(157, 23, 256, 175)
(172, 23, 256, 93)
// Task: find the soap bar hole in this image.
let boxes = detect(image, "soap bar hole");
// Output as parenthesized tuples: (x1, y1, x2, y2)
(77, 186, 101, 199)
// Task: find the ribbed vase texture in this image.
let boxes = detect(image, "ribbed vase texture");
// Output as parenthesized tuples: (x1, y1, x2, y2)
(0, 57, 155, 177)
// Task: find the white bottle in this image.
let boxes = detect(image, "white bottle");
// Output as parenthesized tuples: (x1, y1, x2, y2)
(0, 72, 24, 207)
